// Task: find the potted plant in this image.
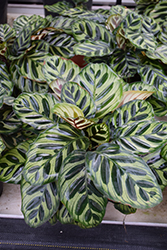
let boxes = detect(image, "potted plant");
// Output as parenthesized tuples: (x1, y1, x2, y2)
(0, 0, 167, 229)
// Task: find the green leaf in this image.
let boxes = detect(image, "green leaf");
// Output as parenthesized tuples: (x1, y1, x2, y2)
(11, 64, 48, 93)
(139, 65, 167, 103)
(110, 49, 139, 78)
(73, 40, 114, 57)
(44, 1, 72, 14)
(146, 45, 167, 64)
(43, 56, 80, 83)
(150, 1, 167, 26)
(11, 25, 31, 58)
(86, 123, 110, 147)
(0, 62, 13, 96)
(21, 178, 59, 228)
(59, 150, 107, 228)
(106, 14, 123, 33)
(0, 140, 31, 184)
(110, 5, 132, 17)
(0, 24, 15, 42)
(160, 144, 167, 162)
(0, 137, 5, 154)
(45, 33, 76, 58)
(13, 93, 58, 130)
(76, 63, 123, 118)
(72, 19, 114, 44)
(86, 143, 162, 209)
(61, 82, 96, 119)
(114, 203, 137, 215)
(53, 102, 94, 129)
(123, 82, 156, 92)
(50, 16, 76, 35)
(0, 107, 22, 134)
(148, 97, 167, 117)
(23, 123, 90, 185)
(15, 42, 49, 82)
(121, 13, 157, 51)
(143, 149, 167, 190)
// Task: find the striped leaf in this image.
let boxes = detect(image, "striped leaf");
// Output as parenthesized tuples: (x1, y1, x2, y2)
(44, 2, 72, 14)
(73, 40, 114, 57)
(117, 90, 154, 108)
(106, 14, 123, 32)
(58, 150, 107, 228)
(45, 33, 76, 58)
(123, 82, 156, 92)
(49, 79, 66, 101)
(139, 65, 167, 103)
(86, 123, 110, 147)
(61, 82, 96, 119)
(0, 140, 31, 184)
(114, 203, 137, 215)
(13, 93, 58, 130)
(143, 149, 167, 190)
(110, 5, 132, 17)
(0, 107, 22, 134)
(111, 119, 167, 154)
(23, 123, 90, 185)
(14, 40, 49, 82)
(0, 88, 7, 108)
(53, 103, 94, 129)
(50, 16, 76, 35)
(150, 1, 167, 26)
(0, 63, 13, 96)
(56, 203, 74, 225)
(109, 49, 139, 78)
(21, 179, 59, 228)
(146, 45, 167, 64)
(0, 24, 15, 42)
(86, 143, 162, 209)
(72, 19, 114, 44)
(11, 25, 31, 58)
(148, 97, 167, 117)
(43, 56, 80, 83)
(121, 13, 157, 51)
(0, 138, 5, 155)
(160, 144, 167, 162)
(107, 100, 154, 129)
(76, 63, 123, 118)
(13, 15, 31, 33)
(11, 65, 48, 93)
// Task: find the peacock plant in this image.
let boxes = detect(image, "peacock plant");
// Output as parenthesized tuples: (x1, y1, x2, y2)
(0, 0, 167, 229)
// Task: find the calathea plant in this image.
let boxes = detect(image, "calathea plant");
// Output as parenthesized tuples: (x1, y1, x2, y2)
(0, 0, 167, 229)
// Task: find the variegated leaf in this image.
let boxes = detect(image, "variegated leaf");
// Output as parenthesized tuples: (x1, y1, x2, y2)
(0, 107, 22, 134)
(109, 5, 132, 17)
(72, 19, 114, 45)
(11, 64, 48, 93)
(50, 16, 76, 35)
(0, 24, 15, 42)
(0, 140, 32, 184)
(160, 144, 167, 162)
(0, 62, 13, 96)
(45, 33, 76, 58)
(150, 1, 167, 26)
(61, 82, 96, 119)
(148, 97, 167, 117)
(123, 82, 156, 92)
(121, 13, 157, 51)
(109, 49, 139, 78)
(53, 103, 94, 129)
(73, 40, 114, 57)
(59, 150, 107, 228)
(114, 203, 137, 215)
(117, 90, 154, 108)
(43, 56, 80, 83)
(21, 178, 59, 228)
(139, 65, 167, 103)
(0, 137, 5, 154)
(13, 93, 58, 130)
(86, 143, 162, 209)
(76, 63, 123, 118)
(23, 123, 90, 185)
(106, 14, 123, 32)
(143, 149, 167, 190)
(112, 119, 167, 154)
(86, 123, 110, 147)
(44, 2, 72, 14)
(146, 45, 167, 64)
(49, 79, 66, 101)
